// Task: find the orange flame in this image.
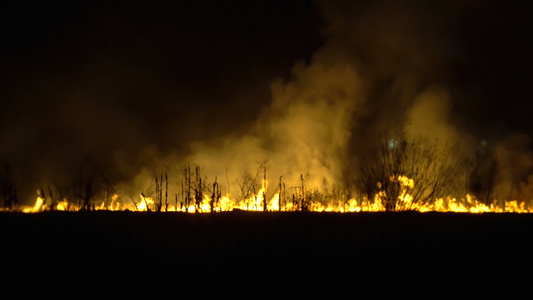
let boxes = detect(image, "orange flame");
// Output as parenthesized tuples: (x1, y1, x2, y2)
(22, 175, 531, 213)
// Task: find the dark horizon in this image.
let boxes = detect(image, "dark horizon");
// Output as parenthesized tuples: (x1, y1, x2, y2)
(1, 0, 533, 206)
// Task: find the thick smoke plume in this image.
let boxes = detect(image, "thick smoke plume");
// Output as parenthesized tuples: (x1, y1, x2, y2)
(187, 57, 361, 192)
(147, 0, 473, 200)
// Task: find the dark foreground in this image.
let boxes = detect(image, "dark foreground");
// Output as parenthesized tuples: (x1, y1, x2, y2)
(1, 211, 532, 283)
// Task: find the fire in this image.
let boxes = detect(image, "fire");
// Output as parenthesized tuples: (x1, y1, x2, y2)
(236, 180, 281, 211)
(20, 174, 531, 213)
(237, 180, 266, 211)
(137, 193, 154, 212)
(31, 193, 45, 213)
(56, 199, 70, 211)
(201, 194, 211, 212)
(21, 189, 46, 213)
(269, 193, 280, 211)
(97, 194, 120, 211)
(218, 195, 234, 212)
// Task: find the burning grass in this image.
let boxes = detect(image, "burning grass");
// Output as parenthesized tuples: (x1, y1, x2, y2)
(17, 178, 531, 214)
(3, 130, 532, 214)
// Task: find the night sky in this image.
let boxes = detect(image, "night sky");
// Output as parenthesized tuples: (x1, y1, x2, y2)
(1, 0, 533, 205)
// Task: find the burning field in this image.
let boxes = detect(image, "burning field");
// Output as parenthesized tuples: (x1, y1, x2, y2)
(2, 1, 533, 283)
(14, 174, 533, 214)
(3, 1, 533, 216)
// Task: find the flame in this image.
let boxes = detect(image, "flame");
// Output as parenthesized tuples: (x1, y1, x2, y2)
(97, 194, 120, 211)
(56, 199, 69, 211)
(269, 193, 280, 211)
(219, 195, 234, 212)
(137, 194, 154, 211)
(201, 194, 211, 212)
(22, 189, 46, 213)
(19, 174, 532, 213)
(235, 180, 281, 211)
(32, 195, 44, 213)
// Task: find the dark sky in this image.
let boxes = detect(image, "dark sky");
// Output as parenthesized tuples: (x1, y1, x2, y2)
(1, 0, 533, 204)
(452, 1, 533, 137)
(1, 0, 323, 146)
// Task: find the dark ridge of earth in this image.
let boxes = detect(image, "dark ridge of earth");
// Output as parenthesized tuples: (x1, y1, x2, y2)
(1, 211, 531, 284)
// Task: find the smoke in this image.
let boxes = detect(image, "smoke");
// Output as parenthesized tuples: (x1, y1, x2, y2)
(150, 0, 469, 198)
(172, 0, 533, 205)
(494, 134, 533, 202)
(182, 55, 362, 195)
(2, 0, 533, 206)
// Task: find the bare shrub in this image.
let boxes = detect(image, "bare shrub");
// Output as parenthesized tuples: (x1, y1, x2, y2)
(349, 130, 459, 211)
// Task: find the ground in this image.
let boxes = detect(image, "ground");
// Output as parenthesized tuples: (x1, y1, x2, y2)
(1, 211, 531, 286)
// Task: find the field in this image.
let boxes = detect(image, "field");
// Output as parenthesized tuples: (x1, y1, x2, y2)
(2, 211, 532, 283)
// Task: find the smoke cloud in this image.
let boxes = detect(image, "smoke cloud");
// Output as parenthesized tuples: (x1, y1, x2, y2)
(183, 56, 362, 193)
(170, 0, 472, 198)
